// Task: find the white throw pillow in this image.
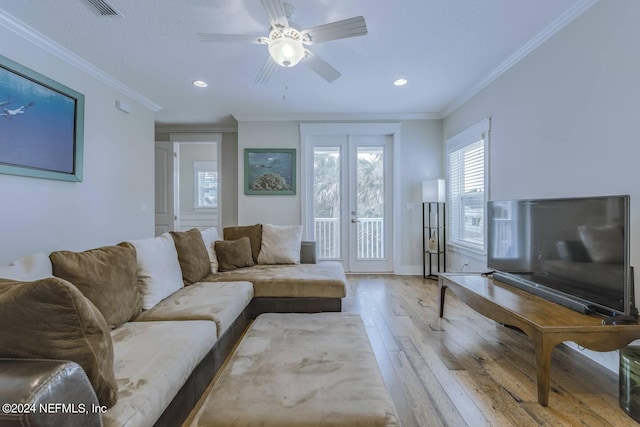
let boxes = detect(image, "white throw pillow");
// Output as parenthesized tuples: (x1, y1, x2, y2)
(129, 233, 184, 309)
(200, 227, 221, 273)
(257, 224, 303, 265)
(0, 253, 53, 281)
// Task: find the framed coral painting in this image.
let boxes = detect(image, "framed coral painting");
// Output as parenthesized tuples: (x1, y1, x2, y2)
(0, 54, 84, 182)
(244, 148, 296, 195)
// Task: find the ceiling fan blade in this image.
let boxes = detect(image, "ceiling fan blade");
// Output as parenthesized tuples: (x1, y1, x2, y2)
(302, 16, 367, 44)
(255, 56, 280, 84)
(197, 33, 263, 44)
(261, 0, 289, 28)
(302, 49, 341, 83)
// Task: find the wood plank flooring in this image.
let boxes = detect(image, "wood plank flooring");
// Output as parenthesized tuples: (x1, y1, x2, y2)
(344, 274, 638, 427)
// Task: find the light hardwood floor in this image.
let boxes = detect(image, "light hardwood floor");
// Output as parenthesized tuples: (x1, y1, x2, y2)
(344, 274, 638, 427)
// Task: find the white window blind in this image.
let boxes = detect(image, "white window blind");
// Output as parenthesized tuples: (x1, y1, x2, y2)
(447, 119, 489, 252)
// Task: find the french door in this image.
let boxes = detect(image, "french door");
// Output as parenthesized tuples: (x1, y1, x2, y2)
(302, 125, 396, 273)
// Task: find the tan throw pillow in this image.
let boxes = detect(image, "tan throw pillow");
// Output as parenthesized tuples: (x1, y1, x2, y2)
(224, 224, 262, 263)
(50, 243, 141, 330)
(258, 224, 303, 264)
(0, 277, 118, 408)
(215, 237, 255, 272)
(170, 228, 211, 284)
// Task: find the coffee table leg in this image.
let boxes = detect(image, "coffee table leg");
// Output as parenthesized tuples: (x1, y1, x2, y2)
(533, 333, 554, 406)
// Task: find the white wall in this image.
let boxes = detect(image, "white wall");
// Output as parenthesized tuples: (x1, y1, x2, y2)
(237, 121, 301, 226)
(0, 22, 155, 264)
(237, 119, 442, 273)
(443, 0, 640, 370)
(397, 120, 443, 274)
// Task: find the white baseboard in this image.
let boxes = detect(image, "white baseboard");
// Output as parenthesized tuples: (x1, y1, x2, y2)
(394, 265, 423, 276)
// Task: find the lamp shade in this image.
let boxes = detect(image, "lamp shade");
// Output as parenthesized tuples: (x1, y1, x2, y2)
(422, 179, 446, 203)
(268, 37, 305, 67)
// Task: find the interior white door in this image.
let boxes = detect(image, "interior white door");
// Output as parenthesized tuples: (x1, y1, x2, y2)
(154, 141, 174, 236)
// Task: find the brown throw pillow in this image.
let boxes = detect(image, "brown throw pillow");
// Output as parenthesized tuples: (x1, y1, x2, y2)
(224, 224, 262, 263)
(0, 277, 118, 408)
(215, 237, 255, 272)
(170, 228, 211, 284)
(50, 243, 141, 329)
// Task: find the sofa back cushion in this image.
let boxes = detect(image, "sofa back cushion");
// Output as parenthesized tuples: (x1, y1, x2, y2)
(170, 228, 211, 284)
(257, 224, 303, 265)
(50, 243, 141, 329)
(0, 253, 52, 281)
(129, 233, 184, 310)
(200, 227, 221, 273)
(223, 224, 262, 263)
(215, 237, 255, 272)
(0, 277, 118, 408)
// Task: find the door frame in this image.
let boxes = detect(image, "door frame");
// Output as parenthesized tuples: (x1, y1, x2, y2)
(300, 123, 401, 273)
(169, 133, 222, 232)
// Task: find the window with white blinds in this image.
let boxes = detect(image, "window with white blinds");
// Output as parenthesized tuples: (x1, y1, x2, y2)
(446, 119, 489, 252)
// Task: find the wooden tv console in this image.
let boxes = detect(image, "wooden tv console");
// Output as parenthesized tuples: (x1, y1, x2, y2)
(438, 273, 640, 406)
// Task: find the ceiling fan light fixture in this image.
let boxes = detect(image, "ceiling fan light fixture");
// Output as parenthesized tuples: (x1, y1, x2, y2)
(268, 36, 305, 67)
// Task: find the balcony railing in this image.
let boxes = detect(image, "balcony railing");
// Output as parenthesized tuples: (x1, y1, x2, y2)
(314, 217, 384, 260)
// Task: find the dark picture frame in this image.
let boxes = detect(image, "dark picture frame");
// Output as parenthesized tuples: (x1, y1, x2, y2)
(244, 148, 296, 195)
(0, 54, 85, 182)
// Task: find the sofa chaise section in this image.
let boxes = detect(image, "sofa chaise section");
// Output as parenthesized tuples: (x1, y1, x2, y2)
(105, 320, 217, 427)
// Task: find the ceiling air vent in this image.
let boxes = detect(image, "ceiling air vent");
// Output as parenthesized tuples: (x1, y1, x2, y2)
(80, 0, 123, 17)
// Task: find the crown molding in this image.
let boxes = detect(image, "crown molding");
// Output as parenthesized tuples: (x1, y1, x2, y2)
(155, 124, 238, 133)
(441, 0, 600, 118)
(0, 10, 162, 112)
(233, 112, 441, 122)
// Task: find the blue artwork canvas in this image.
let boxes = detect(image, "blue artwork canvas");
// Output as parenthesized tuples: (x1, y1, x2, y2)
(244, 149, 296, 195)
(0, 55, 84, 182)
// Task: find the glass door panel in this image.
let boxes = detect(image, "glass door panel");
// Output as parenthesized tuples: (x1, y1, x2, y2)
(313, 147, 341, 259)
(355, 146, 385, 260)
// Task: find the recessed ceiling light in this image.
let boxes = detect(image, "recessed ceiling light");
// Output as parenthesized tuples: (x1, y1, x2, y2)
(394, 78, 408, 86)
(193, 80, 208, 88)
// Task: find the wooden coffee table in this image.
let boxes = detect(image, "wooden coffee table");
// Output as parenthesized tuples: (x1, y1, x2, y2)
(439, 273, 640, 406)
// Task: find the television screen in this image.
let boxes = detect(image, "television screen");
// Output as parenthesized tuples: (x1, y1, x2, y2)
(487, 195, 630, 316)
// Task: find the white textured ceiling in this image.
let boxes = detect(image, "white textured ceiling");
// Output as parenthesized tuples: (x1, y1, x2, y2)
(0, 0, 588, 126)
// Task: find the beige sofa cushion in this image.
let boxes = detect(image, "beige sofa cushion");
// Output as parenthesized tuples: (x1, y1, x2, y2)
(223, 224, 262, 263)
(257, 224, 303, 265)
(50, 243, 141, 329)
(200, 227, 221, 273)
(204, 261, 347, 298)
(170, 228, 211, 284)
(215, 237, 255, 272)
(104, 320, 216, 427)
(0, 277, 118, 408)
(0, 253, 52, 281)
(129, 233, 184, 310)
(136, 281, 253, 337)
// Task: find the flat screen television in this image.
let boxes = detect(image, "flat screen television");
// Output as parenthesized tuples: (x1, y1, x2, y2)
(487, 195, 635, 318)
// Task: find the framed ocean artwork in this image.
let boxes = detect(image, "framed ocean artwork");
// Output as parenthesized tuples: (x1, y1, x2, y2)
(0, 54, 84, 182)
(244, 148, 296, 195)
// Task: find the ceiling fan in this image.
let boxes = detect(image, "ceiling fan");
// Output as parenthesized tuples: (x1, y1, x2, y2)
(197, 0, 367, 83)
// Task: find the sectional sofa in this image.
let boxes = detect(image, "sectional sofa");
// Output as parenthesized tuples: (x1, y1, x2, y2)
(0, 224, 348, 427)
